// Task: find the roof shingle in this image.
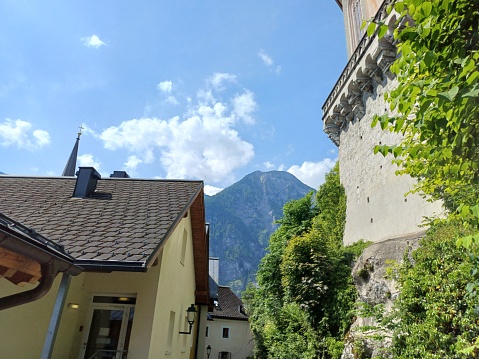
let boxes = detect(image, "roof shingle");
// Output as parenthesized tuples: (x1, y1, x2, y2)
(210, 286, 249, 321)
(0, 175, 203, 268)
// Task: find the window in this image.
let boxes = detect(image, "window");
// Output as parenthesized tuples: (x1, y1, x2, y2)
(222, 327, 230, 338)
(180, 229, 187, 265)
(167, 311, 175, 352)
(206, 325, 209, 337)
(219, 352, 231, 359)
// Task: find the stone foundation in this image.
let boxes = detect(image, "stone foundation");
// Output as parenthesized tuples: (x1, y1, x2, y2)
(341, 233, 423, 358)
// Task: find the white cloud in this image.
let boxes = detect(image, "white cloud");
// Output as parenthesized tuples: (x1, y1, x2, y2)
(232, 90, 257, 125)
(95, 73, 258, 183)
(32, 129, 50, 147)
(258, 49, 274, 66)
(157, 81, 179, 105)
(123, 155, 143, 174)
(76, 123, 97, 139)
(82, 35, 106, 48)
(99, 86, 256, 183)
(0, 119, 50, 150)
(78, 153, 101, 170)
(166, 95, 179, 105)
(204, 185, 223, 196)
(287, 158, 336, 189)
(208, 73, 237, 91)
(157, 81, 173, 93)
(263, 161, 275, 170)
(258, 49, 281, 74)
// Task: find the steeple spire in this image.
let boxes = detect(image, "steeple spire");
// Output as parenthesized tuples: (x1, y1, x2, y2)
(62, 126, 83, 176)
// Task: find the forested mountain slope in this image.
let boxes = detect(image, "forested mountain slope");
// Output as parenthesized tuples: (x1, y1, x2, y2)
(205, 170, 313, 293)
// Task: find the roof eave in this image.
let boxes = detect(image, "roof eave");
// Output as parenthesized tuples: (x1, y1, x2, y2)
(75, 259, 148, 272)
(209, 315, 249, 321)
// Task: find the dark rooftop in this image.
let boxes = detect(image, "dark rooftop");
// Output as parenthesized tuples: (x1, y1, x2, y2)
(0, 175, 203, 269)
(210, 285, 248, 321)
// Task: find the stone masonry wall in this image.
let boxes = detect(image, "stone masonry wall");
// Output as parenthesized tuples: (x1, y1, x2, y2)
(338, 77, 443, 245)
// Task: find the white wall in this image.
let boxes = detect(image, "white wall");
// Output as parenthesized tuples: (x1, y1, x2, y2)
(338, 78, 443, 245)
(205, 318, 254, 359)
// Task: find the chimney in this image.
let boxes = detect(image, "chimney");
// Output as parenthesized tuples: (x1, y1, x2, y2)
(110, 171, 130, 178)
(73, 167, 101, 198)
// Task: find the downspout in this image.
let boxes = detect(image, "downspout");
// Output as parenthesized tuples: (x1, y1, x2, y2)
(194, 305, 202, 359)
(41, 272, 71, 359)
(0, 262, 56, 311)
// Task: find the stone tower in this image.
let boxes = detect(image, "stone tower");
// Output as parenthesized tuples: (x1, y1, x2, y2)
(323, 0, 442, 245)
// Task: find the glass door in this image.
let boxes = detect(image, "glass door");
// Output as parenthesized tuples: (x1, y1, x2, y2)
(80, 298, 135, 359)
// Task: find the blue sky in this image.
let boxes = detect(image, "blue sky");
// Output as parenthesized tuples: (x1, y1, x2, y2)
(0, 1, 346, 195)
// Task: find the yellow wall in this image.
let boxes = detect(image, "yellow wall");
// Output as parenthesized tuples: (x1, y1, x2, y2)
(148, 213, 198, 358)
(0, 274, 62, 359)
(0, 213, 201, 359)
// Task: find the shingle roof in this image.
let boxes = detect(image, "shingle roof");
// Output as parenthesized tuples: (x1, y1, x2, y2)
(210, 286, 248, 321)
(0, 175, 203, 270)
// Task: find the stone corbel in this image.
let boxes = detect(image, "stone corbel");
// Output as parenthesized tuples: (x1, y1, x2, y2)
(338, 101, 354, 122)
(364, 62, 383, 84)
(332, 112, 346, 128)
(338, 101, 351, 113)
(355, 75, 373, 94)
(324, 123, 341, 146)
(376, 51, 396, 72)
(352, 102, 365, 119)
(348, 92, 366, 119)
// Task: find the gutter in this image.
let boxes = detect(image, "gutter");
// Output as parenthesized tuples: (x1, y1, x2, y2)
(76, 260, 147, 272)
(0, 213, 82, 310)
(0, 262, 57, 311)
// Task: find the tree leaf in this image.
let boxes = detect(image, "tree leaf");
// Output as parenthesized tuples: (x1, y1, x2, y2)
(367, 22, 377, 37)
(378, 24, 388, 39)
(422, 2, 432, 17)
(438, 86, 459, 102)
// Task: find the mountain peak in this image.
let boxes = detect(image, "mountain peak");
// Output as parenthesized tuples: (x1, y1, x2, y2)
(205, 170, 313, 294)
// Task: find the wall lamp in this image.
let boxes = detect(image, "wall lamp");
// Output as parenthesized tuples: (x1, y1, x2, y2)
(207, 345, 212, 358)
(179, 304, 197, 334)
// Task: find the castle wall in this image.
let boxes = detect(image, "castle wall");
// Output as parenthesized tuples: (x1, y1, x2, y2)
(338, 78, 443, 245)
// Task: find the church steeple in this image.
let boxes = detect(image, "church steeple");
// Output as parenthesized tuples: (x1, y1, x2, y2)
(62, 126, 83, 176)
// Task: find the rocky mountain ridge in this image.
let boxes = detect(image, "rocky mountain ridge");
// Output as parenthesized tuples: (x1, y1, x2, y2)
(205, 170, 314, 294)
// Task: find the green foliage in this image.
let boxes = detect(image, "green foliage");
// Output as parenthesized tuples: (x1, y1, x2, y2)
(245, 164, 367, 358)
(367, 2, 479, 352)
(256, 191, 318, 309)
(370, 0, 479, 229)
(389, 223, 479, 358)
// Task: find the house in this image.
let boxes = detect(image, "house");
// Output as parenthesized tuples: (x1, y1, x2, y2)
(205, 259, 253, 359)
(206, 285, 253, 359)
(0, 166, 211, 358)
(322, 0, 442, 245)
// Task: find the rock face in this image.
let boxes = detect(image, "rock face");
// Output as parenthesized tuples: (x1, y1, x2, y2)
(205, 170, 314, 294)
(342, 233, 424, 359)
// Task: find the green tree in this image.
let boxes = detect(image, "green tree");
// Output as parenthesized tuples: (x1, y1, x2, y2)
(246, 191, 318, 358)
(390, 224, 479, 358)
(245, 164, 367, 358)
